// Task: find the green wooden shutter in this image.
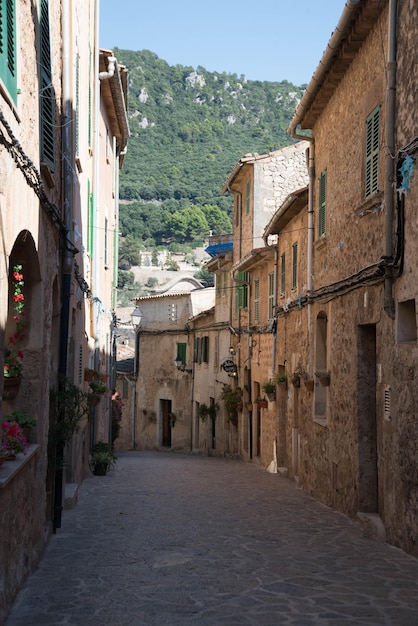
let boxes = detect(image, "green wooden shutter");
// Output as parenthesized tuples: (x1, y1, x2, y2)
(0, 0, 17, 102)
(245, 180, 250, 215)
(365, 106, 380, 198)
(292, 243, 298, 290)
(280, 253, 286, 295)
(40, 0, 55, 171)
(254, 279, 259, 323)
(268, 272, 274, 320)
(319, 170, 326, 237)
(177, 342, 186, 366)
(87, 179, 94, 255)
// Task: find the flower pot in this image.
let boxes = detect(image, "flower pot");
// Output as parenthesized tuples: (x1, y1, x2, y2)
(291, 378, 300, 388)
(257, 400, 268, 409)
(89, 393, 101, 406)
(267, 392, 276, 402)
(2, 376, 22, 400)
(4, 452, 17, 461)
(84, 369, 95, 382)
(318, 375, 330, 387)
(246, 403, 253, 411)
(304, 379, 315, 392)
(93, 464, 108, 476)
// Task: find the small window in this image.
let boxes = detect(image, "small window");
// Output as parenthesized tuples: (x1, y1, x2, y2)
(318, 170, 326, 237)
(245, 180, 251, 215)
(397, 299, 417, 343)
(365, 106, 380, 199)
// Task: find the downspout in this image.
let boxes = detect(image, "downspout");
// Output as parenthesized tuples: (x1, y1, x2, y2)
(54, 0, 72, 531)
(383, 0, 397, 319)
(289, 134, 315, 379)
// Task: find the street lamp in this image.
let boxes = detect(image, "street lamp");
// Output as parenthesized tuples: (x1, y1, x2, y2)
(174, 356, 192, 374)
(131, 305, 142, 329)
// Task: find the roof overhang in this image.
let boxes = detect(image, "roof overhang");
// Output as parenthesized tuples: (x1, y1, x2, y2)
(232, 246, 275, 274)
(99, 49, 130, 164)
(264, 186, 308, 240)
(288, 0, 386, 134)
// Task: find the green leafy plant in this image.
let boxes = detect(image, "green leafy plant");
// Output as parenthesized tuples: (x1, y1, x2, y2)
(261, 379, 276, 395)
(273, 373, 287, 385)
(6, 410, 36, 429)
(49, 376, 88, 450)
(220, 385, 241, 426)
(89, 381, 108, 395)
(4, 264, 25, 378)
(89, 441, 116, 475)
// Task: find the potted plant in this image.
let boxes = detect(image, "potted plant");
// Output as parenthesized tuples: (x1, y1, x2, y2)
(304, 378, 315, 392)
(261, 379, 276, 401)
(89, 441, 116, 476)
(6, 410, 36, 439)
(0, 420, 29, 459)
(273, 373, 287, 388)
(291, 364, 306, 388)
(256, 396, 268, 409)
(199, 403, 210, 422)
(220, 384, 241, 426)
(88, 381, 108, 405)
(315, 370, 331, 386)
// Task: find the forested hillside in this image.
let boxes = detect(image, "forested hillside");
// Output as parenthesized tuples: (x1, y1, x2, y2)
(114, 49, 306, 247)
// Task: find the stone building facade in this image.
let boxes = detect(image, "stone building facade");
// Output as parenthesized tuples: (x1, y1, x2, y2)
(0, 3, 128, 620)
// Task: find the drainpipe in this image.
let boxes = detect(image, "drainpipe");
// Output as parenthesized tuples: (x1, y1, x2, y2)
(54, 0, 72, 531)
(383, 0, 397, 319)
(99, 56, 116, 81)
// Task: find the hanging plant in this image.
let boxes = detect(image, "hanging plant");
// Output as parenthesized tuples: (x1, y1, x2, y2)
(4, 264, 25, 379)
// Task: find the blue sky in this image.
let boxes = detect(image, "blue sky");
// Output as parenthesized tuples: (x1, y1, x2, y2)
(99, 0, 346, 85)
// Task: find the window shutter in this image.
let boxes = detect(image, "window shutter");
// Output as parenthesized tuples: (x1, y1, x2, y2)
(365, 106, 380, 198)
(292, 243, 298, 290)
(40, 0, 55, 171)
(254, 279, 259, 323)
(268, 272, 274, 320)
(0, 0, 17, 102)
(280, 253, 286, 295)
(245, 180, 251, 215)
(319, 170, 326, 237)
(193, 337, 199, 363)
(177, 342, 186, 366)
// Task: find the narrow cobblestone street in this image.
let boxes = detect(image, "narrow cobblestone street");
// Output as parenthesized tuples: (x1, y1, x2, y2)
(6, 452, 418, 626)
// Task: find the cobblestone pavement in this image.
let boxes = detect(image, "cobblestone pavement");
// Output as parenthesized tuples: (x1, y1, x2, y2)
(6, 452, 418, 626)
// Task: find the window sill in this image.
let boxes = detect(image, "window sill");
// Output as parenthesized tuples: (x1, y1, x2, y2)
(313, 417, 327, 428)
(0, 444, 39, 488)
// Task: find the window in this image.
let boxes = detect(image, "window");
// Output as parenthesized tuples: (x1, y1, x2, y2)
(397, 299, 417, 343)
(245, 180, 251, 215)
(254, 279, 259, 323)
(318, 170, 326, 237)
(365, 106, 380, 199)
(0, 0, 17, 102)
(268, 272, 274, 320)
(292, 243, 298, 290)
(235, 271, 248, 310)
(280, 253, 286, 295)
(40, 0, 55, 171)
(176, 342, 186, 366)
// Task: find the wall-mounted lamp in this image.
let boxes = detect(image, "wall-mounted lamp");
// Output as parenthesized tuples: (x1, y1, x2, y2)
(131, 305, 143, 329)
(174, 356, 192, 374)
(229, 346, 236, 356)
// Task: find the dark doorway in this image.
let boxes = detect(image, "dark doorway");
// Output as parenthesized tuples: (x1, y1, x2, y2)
(357, 324, 378, 512)
(161, 399, 172, 447)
